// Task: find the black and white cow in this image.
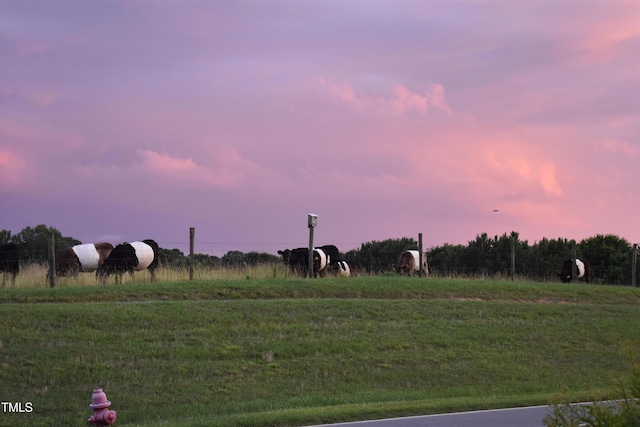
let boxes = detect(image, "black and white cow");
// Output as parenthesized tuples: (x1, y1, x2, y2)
(54, 242, 114, 278)
(318, 245, 340, 269)
(0, 243, 19, 286)
(336, 260, 351, 277)
(97, 239, 159, 283)
(558, 258, 591, 283)
(278, 247, 331, 277)
(395, 250, 428, 277)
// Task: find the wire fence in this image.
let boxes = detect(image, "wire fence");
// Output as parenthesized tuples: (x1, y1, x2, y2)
(3, 236, 639, 287)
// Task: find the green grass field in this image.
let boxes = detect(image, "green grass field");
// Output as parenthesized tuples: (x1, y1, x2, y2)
(1, 272, 640, 426)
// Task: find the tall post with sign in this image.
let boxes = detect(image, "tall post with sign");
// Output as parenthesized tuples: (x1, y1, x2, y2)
(307, 214, 317, 279)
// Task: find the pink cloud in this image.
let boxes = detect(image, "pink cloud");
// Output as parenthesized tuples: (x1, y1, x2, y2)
(136, 149, 242, 189)
(317, 78, 452, 116)
(538, 164, 563, 197)
(599, 138, 639, 157)
(390, 84, 428, 114)
(0, 149, 26, 187)
(579, 14, 640, 61)
(3, 1, 640, 251)
(138, 149, 200, 172)
(483, 149, 563, 198)
(29, 91, 57, 107)
(427, 84, 452, 114)
(135, 148, 293, 193)
(0, 118, 84, 152)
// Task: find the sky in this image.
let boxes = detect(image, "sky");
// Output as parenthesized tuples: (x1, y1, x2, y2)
(1, 1, 639, 256)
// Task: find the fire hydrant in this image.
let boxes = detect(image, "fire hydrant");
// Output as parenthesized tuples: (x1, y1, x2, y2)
(88, 387, 117, 426)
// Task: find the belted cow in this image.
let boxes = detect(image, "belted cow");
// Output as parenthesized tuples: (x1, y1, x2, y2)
(337, 260, 351, 277)
(54, 242, 114, 278)
(318, 245, 340, 269)
(278, 246, 332, 277)
(0, 243, 19, 287)
(395, 250, 428, 277)
(97, 239, 159, 283)
(558, 258, 591, 283)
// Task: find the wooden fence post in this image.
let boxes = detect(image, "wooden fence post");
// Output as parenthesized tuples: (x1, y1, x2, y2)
(418, 233, 424, 277)
(511, 234, 515, 281)
(49, 232, 56, 288)
(189, 227, 195, 281)
(571, 240, 577, 282)
(632, 243, 638, 287)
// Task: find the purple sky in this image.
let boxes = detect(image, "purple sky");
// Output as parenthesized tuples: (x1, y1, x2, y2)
(2, 1, 639, 256)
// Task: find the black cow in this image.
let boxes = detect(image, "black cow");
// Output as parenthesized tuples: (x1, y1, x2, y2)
(0, 243, 19, 286)
(97, 239, 159, 283)
(278, 248, 307, 273)
(558, 258, 591, 283)
(54, 242, 114, 278)
(278, 247, 331, 277)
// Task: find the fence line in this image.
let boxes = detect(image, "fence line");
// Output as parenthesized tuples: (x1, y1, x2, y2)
(3, 232, 640, 287)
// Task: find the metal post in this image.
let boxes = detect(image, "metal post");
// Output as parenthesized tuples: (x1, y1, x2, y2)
(189, 227, 195, 281)
(307, 214, 317, 279)
(308, 227, 314, 278)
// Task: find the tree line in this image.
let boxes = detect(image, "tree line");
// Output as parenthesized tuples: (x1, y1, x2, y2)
(346, 232, 639, 285)
(0, 224, 281, 269)
(1, 224, 638, 285)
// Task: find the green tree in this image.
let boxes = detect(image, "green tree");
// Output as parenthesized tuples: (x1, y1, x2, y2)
(346, 237, 419, 274)
(427, 243, 468, 276)
(158, 248, 188, 268)
(192, 253, 221, 268)
(460, 232, 526, 278)
(9, 224, 80, 263)
(580, 234, 634, 285)
(242, 251, 280, 266)
(221, 251, 246, 267)
(0, 229, 13, 244)
(528, 237, 573, 281)
(466, 233, 497, 276)
(219, 251, 281, 267)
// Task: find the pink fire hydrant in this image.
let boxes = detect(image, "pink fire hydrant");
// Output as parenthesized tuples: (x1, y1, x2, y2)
(88, 387, 117, 426)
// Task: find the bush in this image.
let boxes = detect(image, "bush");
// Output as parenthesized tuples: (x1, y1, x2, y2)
(544, 342, 640, 427)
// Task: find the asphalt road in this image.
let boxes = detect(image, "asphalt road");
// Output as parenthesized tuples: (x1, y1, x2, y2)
(304, 405, 551, 427)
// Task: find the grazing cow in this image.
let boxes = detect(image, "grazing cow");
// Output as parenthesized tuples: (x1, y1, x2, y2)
(317, 245, 339, 268)
(278, 247, 330, 277)
(558, 258, 591, 283)
(54, 242, 114, 278)
(313, 247, 329, 277)
(395, 250, 429, 277)
(0, 243, 19, 286)
(97, 239, 159, 283)
(337, 260, 351, 277)
(277, 248, 307, 273)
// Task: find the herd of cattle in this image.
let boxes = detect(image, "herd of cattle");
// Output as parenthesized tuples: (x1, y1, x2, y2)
(0, 240, 159, 285)
(0, 241, 591, 285)
(277, 246, 431, 278)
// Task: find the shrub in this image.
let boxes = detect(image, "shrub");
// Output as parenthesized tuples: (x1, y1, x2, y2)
(544, 342, 640, 427)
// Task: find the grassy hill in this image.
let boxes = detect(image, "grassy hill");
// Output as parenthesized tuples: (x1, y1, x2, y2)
(1, 276, 639, 426)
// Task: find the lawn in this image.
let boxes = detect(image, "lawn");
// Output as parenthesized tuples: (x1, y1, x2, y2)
(1, 276, 639, 426)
